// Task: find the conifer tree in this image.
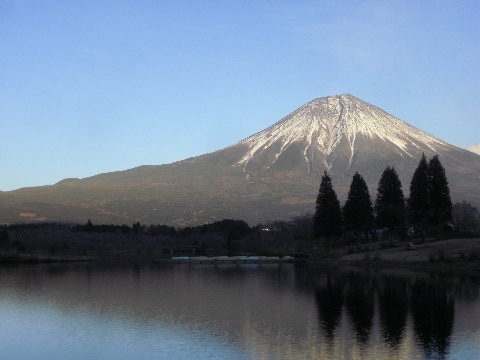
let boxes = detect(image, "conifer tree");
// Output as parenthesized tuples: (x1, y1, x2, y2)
(343, 172, 374, 243)
(375, 166, 406, 242)
(428, 155, 452, 237)
(85, 219, 94, 233)
(313, 171, 343, 246)
(0, 226, 9, 248)
(409, 153, 430, 244)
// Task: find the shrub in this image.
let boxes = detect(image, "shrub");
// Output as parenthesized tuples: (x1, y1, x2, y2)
(437, 249, 446, 261)
(469, 247, 480, 261)
(12, 241, 26, 254)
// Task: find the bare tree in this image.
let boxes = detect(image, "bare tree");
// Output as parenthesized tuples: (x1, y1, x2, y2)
(451, 201, 479, 233)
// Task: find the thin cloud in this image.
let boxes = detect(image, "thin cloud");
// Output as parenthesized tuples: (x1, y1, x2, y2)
(466, 144, 480, 155)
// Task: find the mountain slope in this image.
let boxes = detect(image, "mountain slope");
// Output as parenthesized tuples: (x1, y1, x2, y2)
(1, 94, 479, 226)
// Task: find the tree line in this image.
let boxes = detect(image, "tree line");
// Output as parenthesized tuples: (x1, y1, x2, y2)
(72, 218, 251, 240)
(312, 154, 469, 248)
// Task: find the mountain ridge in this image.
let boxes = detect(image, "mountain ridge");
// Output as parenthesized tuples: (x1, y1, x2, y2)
(1, 94, 479, 226)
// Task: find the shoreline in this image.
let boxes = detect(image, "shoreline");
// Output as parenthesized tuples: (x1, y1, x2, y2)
(1, 238, 478, 271)
(0, 253, 99, 263)
(1, 255, 478, 273)
(309, 257, 480, 272)
(309, 237, 480, 272)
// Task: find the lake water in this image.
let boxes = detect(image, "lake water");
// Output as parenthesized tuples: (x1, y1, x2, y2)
(0, 263, 479, 360)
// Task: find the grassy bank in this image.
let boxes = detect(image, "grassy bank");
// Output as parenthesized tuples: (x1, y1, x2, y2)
(314, 238, 480, 271)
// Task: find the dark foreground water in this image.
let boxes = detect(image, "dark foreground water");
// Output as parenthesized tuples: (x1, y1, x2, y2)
(0, 263, 479, 360)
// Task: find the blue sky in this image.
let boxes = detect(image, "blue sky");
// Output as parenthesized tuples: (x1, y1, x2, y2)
(1, 0, 479, 191)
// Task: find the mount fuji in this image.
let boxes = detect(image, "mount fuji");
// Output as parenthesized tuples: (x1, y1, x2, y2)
(1, 94, 479, 226)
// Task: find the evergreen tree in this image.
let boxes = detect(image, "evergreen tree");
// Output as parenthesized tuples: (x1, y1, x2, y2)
(0, 226, 9, 248)
(313, 171, 343, 246)
(409, 153, 430, 244)
(375, 166, 406, 242)
(132, 221, 142, 236)
(428, 155, 452, 237)
(85, 219, 94, 233)
(343, 172, 374, 244)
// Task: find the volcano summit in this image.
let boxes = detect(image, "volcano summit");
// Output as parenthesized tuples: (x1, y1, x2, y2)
(1, 94, 479, 225)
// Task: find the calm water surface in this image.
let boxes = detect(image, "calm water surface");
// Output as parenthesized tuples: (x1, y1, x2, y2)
(0, 263, 479, 360)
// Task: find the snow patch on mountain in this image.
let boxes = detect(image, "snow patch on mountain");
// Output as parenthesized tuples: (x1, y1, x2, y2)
(230, 94, 449, 170)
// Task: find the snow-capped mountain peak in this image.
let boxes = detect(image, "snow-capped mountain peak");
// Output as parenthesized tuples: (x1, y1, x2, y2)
(233, 94, 449, 171)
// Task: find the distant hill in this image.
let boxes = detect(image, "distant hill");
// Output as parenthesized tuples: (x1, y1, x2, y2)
(1, 94, 479, 226)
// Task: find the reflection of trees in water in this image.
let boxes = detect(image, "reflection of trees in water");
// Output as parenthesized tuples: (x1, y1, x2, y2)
(313, 270, 376, 344)
(313, 269, 477, 356)
(411, 279, 454, 359)
(344, 272, 375, 344)
(378, 277, 408, 348)
(315, 273, 343, 342)
(451, 275, 480, 302)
